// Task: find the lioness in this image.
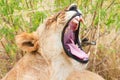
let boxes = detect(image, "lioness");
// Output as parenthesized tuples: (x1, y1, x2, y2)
(1, 4, 104, 80)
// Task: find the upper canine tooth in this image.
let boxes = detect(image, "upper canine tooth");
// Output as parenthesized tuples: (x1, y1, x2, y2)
(73, 19, 79, 24)
(75, 16, 80, 21)
(73, 16, 79, 21)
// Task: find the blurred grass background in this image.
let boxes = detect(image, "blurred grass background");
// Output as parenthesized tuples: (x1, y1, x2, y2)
(0, 0, 120, 80)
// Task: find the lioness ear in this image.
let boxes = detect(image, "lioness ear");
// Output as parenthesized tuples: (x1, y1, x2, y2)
(15, 32, 39, 53)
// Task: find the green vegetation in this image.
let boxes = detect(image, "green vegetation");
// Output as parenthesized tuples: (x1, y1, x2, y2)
(0, 0, 120, 80)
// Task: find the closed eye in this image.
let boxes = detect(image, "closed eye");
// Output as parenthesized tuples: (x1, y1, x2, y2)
(69, 5, 77, 11)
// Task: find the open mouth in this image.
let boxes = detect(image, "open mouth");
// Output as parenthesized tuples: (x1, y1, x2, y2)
(62, 14, 89, 63)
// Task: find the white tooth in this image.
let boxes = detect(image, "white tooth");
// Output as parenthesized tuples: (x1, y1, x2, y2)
(73, 19, 79, 24)
(88, 51, 90, 57)
(75, 16, 80, 21)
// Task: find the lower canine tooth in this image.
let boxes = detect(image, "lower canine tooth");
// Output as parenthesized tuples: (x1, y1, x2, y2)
(88, 51, 90, 57)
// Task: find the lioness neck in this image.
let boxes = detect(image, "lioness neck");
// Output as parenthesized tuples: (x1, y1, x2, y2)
(50, 53, 87, 80)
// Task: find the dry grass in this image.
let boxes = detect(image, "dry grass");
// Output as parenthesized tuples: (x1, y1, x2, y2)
(86, 30, 120, 80)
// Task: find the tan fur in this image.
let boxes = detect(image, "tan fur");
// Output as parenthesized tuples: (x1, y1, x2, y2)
(2, 4, 104, 80)
(15, 32, 39, 52)
(67, 70, 104, 80)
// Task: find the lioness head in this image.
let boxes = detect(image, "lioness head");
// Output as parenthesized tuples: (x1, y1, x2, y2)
(16, 4, 89, 64)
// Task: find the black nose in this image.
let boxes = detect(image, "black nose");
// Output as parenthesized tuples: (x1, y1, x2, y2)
(69, 4, 77, 11)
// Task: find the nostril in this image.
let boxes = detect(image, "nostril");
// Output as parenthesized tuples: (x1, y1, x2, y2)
(69, 4, 77, 11)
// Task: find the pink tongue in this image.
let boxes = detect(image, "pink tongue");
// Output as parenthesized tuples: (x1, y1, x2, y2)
(67, 39, 88, 59)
